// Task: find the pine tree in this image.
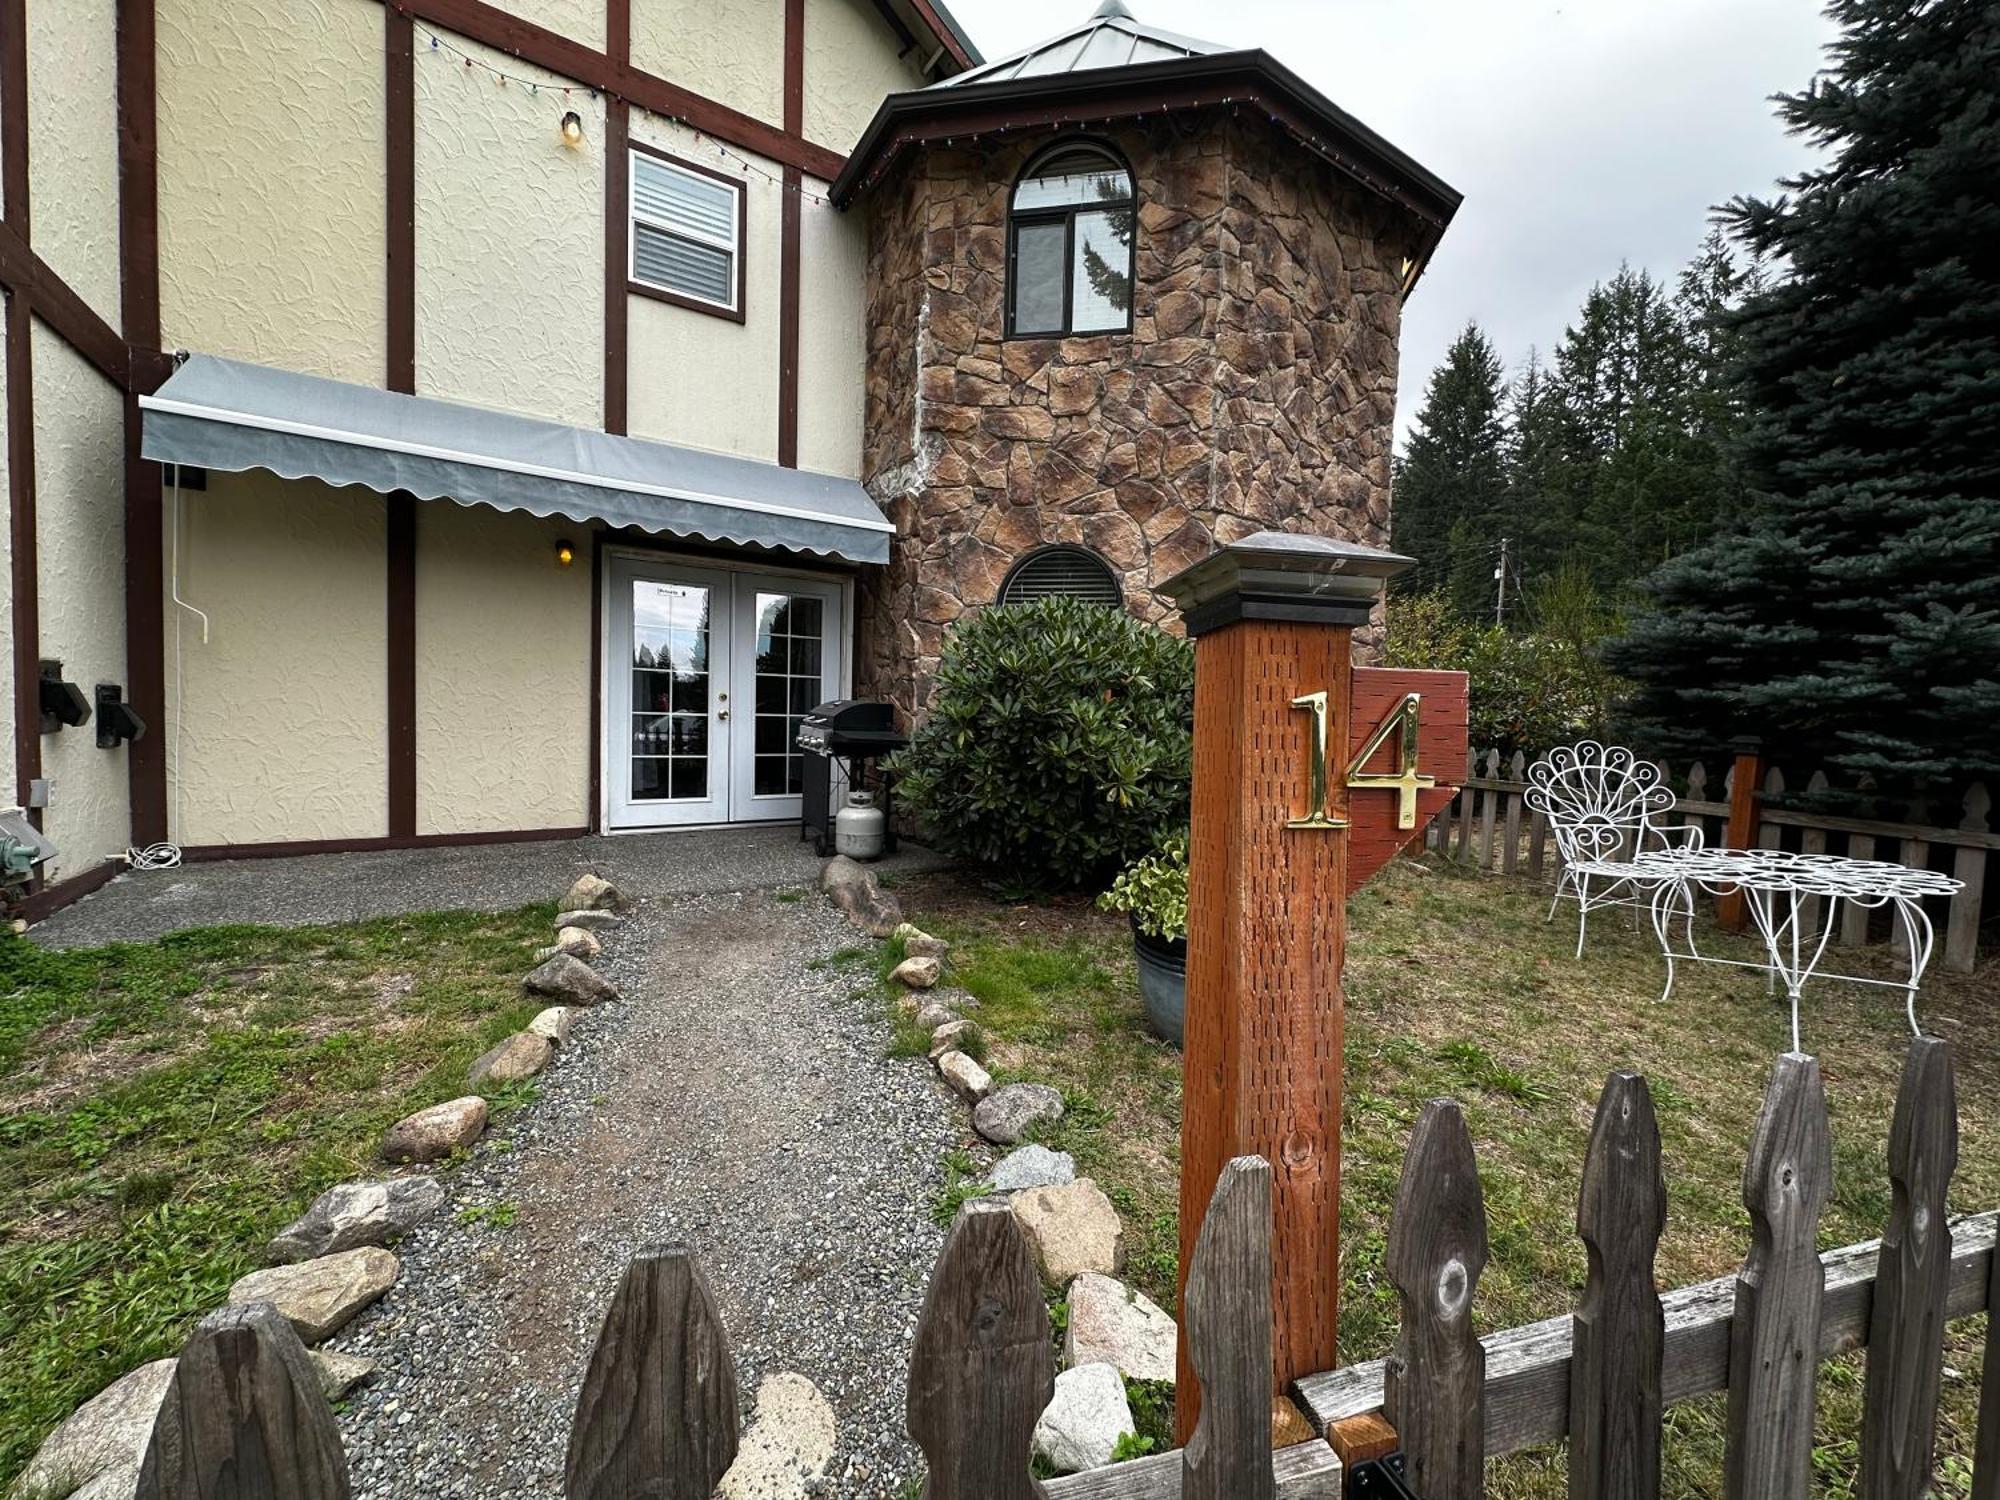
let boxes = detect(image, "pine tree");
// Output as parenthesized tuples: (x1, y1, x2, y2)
(1608, 0, 2000, 797)
(1390, 323, 1508, 609)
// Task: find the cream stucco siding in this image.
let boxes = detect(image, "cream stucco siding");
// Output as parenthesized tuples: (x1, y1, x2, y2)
(803, 0, 928, 156)
(29, 0, 122, 326)
(157, 0, 386, 384)
(415, 34, 604, 426)
(484, 0, 603, 52)
(625, 117, 782, 462)
(631, 0, 785, 130)
(795, 184, 867, 478)
(168, 471, 387, 846)
(413, 503, 590, 835)
(31, 324, 129, 882)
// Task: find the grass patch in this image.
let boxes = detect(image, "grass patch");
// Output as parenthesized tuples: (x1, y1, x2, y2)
(892, 860, 2000, 1497)
(0, 905, 554, 1486)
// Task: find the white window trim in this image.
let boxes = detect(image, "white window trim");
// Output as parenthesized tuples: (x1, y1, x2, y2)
(628, 150, 743, 314)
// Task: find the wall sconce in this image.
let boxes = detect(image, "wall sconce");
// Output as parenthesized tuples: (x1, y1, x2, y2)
(95, 685, 147, 749)
(38, 661, 90, 733)
(559, 111, 584, 149)
(555, 538, 576, 567)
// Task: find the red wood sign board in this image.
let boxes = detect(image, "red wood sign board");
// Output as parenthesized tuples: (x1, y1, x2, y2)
(1347, 667, 1471, 887)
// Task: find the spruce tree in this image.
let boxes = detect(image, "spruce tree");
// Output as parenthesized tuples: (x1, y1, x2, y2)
(1609, 0, 2000, 799)
(1390, 323, 1508, 610)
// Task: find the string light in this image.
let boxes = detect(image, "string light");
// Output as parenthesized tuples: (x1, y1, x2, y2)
(412, 21, 835, 207)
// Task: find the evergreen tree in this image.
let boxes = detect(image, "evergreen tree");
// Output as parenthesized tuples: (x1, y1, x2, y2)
(1608, 0, 2000, 797)
(1391, 323, 1508, 609)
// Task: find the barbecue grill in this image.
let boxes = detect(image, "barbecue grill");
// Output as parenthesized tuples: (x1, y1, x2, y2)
(797, 699, 907, 857)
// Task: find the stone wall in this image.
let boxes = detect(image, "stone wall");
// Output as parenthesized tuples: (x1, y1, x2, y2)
(856, 112, 1419, 721)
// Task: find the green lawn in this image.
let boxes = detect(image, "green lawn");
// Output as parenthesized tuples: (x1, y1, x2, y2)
(894, 857, 2000, 1500)
(0, 907, 554, 1486)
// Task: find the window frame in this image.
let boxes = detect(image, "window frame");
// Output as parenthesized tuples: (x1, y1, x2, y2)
(1005, 139, 1137, 341)
(627, 142, 748, 324)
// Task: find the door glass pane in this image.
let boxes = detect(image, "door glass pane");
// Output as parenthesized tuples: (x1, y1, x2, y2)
(750, 590, 824, 800)
(631, 581, 711, 801)
(1012, 220, 1066, 334)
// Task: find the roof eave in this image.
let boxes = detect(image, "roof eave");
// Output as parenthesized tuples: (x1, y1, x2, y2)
(831, 48, 1461, 249)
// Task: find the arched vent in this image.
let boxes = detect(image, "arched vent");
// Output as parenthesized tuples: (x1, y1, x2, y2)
(998, 545, 1123, 608)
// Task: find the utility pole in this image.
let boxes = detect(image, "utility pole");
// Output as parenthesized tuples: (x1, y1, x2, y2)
(1493, 536, 1510, 627)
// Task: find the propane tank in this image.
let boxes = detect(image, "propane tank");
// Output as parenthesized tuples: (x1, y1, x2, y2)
(834, 790, 886, 861)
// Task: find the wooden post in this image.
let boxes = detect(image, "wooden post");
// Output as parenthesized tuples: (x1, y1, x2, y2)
(1160, 534, 1431, 1441)
(1717, 738, 1763, 933)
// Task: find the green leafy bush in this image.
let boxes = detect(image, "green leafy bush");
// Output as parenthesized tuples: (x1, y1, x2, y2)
(896, 599, 1194, 889)
(1097, 834, 1188, 942)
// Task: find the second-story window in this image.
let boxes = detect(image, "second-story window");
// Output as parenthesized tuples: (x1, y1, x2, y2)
(629, 146, 745, 321)
(1006, 142, 1135, 338)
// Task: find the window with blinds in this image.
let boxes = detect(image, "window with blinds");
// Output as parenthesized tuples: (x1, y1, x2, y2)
(997, 546, 1125, 608)
(629, 149, 743, 317)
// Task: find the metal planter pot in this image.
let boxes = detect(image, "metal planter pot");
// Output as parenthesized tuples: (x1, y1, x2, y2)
(1130, 917, 1187, 1048)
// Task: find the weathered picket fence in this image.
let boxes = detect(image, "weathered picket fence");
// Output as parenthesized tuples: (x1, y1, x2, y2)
(1430, 749, 1992, 971)
(1297, 1035, 1998, 1500)
(128, 1038, 1996, 1500)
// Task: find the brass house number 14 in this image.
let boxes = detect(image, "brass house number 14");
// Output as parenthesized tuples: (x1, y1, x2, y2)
(1287, 690, 1435, 831)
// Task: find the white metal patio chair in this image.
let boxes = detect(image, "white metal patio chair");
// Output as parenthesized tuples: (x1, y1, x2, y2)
(1525, 742, 1704, 958)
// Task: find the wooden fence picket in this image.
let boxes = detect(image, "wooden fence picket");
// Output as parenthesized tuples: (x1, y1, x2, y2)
(1724, 1054, 1832, 1500)
(1946, 785, 1990, 973)
(564, 1246, 739, 1500)
(1841, 833, 1878, 947)
(1385, 1099, 1489, 1500)
(1569, 1071, 1666, 1500)
(1503, 752, 1526, 875)
(1861, 1037, 1959, 1500)
(1974, 1231, 2000, 1500)
(1479, 750, 1501, 871)
(136, 1302, 349, 1500)
(1181, 1156, 1276, 1500)
(907, 1198, 1054, 1500)
(1798, 770, 1832, 941)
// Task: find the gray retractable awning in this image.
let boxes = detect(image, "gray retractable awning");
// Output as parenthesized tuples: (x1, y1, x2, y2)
(139, 355, 894, 565)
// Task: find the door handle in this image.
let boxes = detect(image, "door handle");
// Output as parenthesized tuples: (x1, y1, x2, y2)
(717, 709, 730, 721)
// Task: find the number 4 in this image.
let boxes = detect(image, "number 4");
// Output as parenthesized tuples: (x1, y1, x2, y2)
(1287, 690, 1435, 831)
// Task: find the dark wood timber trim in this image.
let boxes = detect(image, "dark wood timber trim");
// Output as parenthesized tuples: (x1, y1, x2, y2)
(904, 0, 975, 69)
(0, 226, 130, 386)
(778, 0, 803, 468)
(588, 529, 605, 831)
(381, 0, 845, 182)
(385, 11, 419, 838)
(603, 0, 629, 432)
(120, 0, 168, 846)
(1, 0, 25, 231)
(4, 0, 37, 813)
(13, 857, 119, 923)
(386, 494, 418, 836)
(179, 826, 592, 862)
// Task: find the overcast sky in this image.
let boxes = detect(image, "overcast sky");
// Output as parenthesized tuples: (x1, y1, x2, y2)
(945, 0, 1837, 445)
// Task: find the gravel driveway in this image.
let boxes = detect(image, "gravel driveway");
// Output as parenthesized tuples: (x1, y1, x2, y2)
(329, 884, 958, 1498)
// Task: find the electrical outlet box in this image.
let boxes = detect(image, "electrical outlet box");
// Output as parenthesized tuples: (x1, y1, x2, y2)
(27, 778, 52, 809)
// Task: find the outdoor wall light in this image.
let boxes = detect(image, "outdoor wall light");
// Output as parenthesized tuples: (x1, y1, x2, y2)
(555, 538, 576, 567)
(37, 661, 90, 734)
(95, 685, 146, 749)
(559, 111, 584, 148)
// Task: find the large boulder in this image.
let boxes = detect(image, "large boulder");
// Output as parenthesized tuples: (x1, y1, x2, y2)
(527, 1006, 575, 1046)
(820, 856, 902, 937)
(1065, 1273, 1178, 1384)
(973, 1083, 1065, 1145)
(467, 1032, 553, 1088)
(267, 1176, 446, 1264)
(228, 1247, 399, 1343)
(381, 1096, 487, 1163)
(11, 1357, 175, 1500)
(1031, 1362, 1135, 1474)
(1011, 1178, 1125, 1283)
(560, 872, 627, 913)
(716, 1372, 837, 1499)
(936, 1050, 992, 1104)
(555, 925, 603, 960)
(891, 955, 942, 990)
(523, 952, 621, 1007)
(989, 1144, 1075, 1194)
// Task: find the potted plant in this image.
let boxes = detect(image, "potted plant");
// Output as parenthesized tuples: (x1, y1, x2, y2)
(1098, 835, 1187, 1046)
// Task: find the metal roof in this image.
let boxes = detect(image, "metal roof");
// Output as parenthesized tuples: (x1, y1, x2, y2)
(928, 0, 1225, 89)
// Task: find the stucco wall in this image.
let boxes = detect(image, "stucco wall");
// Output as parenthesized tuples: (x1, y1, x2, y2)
(625, 116, 782, 462)
(29, 0, 122, 326)
(157, 0, 386, 384)
(486, 0, 603, 53)
(631, 0, 784, 129)
(31, 324, 129, 882)
(795, 180, 868, 478)
(803, 0, 927, 155)
(168, 471, 388, 846)
(413, 502, 590, 835)
(415, 33, 604, 425)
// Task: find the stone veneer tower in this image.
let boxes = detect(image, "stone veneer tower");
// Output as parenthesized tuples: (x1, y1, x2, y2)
(831, 2, 1460, 721)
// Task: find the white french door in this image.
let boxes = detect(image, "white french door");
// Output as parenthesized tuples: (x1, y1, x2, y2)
(605, 553, 845, 830)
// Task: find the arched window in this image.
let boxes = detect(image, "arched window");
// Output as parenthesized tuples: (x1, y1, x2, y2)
(1006, 142, 1136, 338)
(998, 545, 1124, 608)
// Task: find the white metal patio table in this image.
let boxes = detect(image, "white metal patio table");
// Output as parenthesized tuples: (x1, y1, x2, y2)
(1633, 845, 1964, 1051)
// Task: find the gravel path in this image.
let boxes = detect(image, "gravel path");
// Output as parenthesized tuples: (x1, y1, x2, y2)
(330, 885, 959, 1499)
